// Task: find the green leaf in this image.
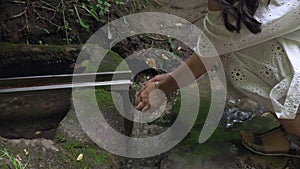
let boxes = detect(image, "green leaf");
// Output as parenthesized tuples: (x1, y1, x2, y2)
(114, 1, 125, 5)
(82, 3, 99, 21)
(74, 5, 90, 31)
(168, 37, 175, 50)
(79, 18, 90, 30)
(172, 51, 180, 57)
(97, 0, 103, 5)
(43, 28, 50, 34)
(104, 2, 111, 7)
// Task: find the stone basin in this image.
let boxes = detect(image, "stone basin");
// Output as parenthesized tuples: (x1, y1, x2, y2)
(0, 90, 71, 139)
(0, 43, 132, 139)
(0, 43, 80, 139)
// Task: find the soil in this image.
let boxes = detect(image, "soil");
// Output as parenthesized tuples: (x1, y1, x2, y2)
(0, 0, 98, 44)
(0, 0, 160, 45)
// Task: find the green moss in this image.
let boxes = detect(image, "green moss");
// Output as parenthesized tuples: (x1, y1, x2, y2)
(53, 131, 113, 168)
(172, 90, 280, 163)
(85, 148, 110, 164)
(0, 43, 20, 50)
(73, 88, 114, 107)
(0, 42, 70, 52)
(0, 43, 81, 65)
(98, 50, 129, 72)
(172, 93, 236, 158)
(175, 131, 220, 158)
(54, 133, 67, 143)
(95, 89, 114, 107)
(82, 50, 129, 73)
(52, 89, 115, 167)
(38, 44, 65, 52)
(172, 94, 211, 128)
(64, 141, 82, 150)
(57, 139, 111, 168)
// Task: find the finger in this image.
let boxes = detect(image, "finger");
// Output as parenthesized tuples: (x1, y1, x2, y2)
(135, 95, 141, 105)
(136, 86, 146, 97)
(139, 89, 150, 99)
(142, 105, 151, 112)
(145, 75, 160, 84)
(136, 92, 148, 104)
(143, 88, 150, 95)
(140, 85, 147, 92)
(150, 75, 162, 82)
(136, 91, 140, 97)
(146, 78, 156, 83)
(136, 101, 145, 110)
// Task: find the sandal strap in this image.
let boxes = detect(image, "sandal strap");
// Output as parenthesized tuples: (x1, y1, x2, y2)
(288, 141, 299, 155)
(241, 126, 300, 157)
(283, 129, 300, 155)
(285, 133, 300, 146)
(255, 126, 283, 138)
(247, 126, 284, 153)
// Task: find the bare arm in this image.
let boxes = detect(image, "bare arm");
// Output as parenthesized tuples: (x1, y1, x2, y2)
(157, 0, 221, 93)
(136, 53, 217, 111)
(135, 0, 222, 111)
(156, 53, 208, 95)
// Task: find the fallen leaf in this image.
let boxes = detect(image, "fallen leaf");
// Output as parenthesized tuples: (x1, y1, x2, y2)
(16, 154, 22, 161)
(145, 58, 157, 69)
(77, 153, 83, 161)
(162, 54, 169, 60)
(35, 131, 42, 135)
(175, 23, 183, 26)
(23, 149, 29, 156)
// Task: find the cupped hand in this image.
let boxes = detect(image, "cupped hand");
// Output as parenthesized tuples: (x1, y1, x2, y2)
(144, 73, 169, 85)
(135, 73, 169, 112)
(135, 81, 156, 112)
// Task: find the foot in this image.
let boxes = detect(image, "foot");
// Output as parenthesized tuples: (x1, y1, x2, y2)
(240, 126, 300, 158)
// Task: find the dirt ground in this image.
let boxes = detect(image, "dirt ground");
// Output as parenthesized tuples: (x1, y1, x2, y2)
(0, 0, 206, 44)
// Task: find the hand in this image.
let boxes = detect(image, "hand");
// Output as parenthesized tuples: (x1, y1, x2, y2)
(144, 73, 169, 85)
(135, 73, 169, 112)
(135, 81, 156, 112)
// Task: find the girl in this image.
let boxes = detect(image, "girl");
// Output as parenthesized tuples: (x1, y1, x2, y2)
(136, 0, 300, 157)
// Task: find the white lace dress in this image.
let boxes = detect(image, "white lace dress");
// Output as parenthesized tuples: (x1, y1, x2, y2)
(196, 0, 300, 119)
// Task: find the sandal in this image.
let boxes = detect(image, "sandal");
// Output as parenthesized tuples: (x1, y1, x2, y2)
(240, 126, 300, 158)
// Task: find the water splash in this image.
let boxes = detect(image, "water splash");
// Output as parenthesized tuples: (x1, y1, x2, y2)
(223, 98, 267, 128)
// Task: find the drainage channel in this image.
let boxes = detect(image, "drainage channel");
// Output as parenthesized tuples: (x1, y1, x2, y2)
(0, 71, 132, 139)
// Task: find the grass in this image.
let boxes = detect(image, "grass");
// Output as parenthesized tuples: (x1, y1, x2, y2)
(0, 148, 29, 169)
(55, 138, 111, 168)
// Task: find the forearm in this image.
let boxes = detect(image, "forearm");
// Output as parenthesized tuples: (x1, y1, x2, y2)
(157, 53, 210, 95)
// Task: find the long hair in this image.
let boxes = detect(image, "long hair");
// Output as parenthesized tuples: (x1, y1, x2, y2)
(219, 0, 263, 34)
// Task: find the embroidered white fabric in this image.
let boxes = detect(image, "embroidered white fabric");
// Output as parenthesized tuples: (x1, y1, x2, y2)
(196, 0, 300, 119)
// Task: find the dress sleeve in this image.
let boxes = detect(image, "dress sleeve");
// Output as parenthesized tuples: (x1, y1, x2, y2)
(196, 0, 300, 57)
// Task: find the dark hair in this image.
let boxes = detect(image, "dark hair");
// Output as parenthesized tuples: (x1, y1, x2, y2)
(219, 0, 262, 34)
